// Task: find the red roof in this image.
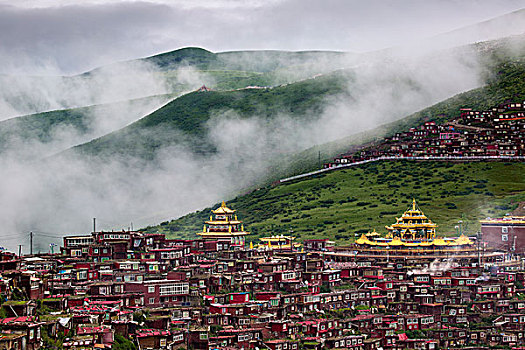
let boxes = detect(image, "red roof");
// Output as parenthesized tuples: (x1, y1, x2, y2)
(0, 316, 35, 323)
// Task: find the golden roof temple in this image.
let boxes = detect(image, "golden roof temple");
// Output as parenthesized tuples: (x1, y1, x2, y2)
(197, 201, 248, 247)
(355, 199, 474, 248)
(385, 199, 437, 240)
(257, 235, 302, 251)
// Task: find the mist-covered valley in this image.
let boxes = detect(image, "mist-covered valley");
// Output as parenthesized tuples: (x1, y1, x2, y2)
(2, 6, 525, 252)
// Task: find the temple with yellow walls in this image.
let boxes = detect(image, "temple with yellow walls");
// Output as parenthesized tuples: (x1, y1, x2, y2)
(257, 235, 302, 251)
(197, 201, 248, 248)
(355, 199, 474, 248)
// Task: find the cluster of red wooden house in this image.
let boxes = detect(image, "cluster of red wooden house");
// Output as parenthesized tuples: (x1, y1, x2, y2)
(0, 227, 523, 349)
(326, 102, 525, 167)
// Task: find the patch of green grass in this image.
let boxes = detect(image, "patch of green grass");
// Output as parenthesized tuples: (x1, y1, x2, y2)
(144, 161, 525, 244)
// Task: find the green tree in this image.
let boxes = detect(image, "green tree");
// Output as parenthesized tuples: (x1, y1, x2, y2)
(113, 334, 137, 350)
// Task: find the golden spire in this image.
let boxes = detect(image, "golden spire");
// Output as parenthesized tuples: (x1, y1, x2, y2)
(235, 215, 238, 221)
(241, 224, 244, 231)
(249, 241, 253, 249)
(228, 225, 232, 233)
(210, 215, 212, 221)
(412, 198, 416, 211)
(221, 201, 226, 208)
(203, 225, 206, 233)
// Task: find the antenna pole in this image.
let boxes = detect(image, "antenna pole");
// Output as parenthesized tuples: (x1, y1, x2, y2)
(18, 245, 22, 258)
(30, 232, 33, 255)
(93, 218, 96, 233)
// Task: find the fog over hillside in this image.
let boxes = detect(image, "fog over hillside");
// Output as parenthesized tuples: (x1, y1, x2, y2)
(0, 2, 524, 252)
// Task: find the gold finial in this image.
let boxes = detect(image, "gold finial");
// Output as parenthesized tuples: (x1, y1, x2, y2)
(249, 241, 253, 250)
(203, 225, 206, 233)
(241, 224, 244, 231)
(221, 201, 226, 207)
(412, 198, 416, 211)
(235, 215, 238, 221)
(228, 225, 232, 233)
(210, 215, 212, 221)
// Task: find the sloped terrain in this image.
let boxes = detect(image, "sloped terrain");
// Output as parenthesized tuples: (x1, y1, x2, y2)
(145, 161, 525, 243)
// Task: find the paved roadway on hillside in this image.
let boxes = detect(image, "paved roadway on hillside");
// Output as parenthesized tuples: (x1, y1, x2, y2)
(279, 155, 525, 183)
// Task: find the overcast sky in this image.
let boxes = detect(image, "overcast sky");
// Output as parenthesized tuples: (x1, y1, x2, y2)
(1, 0, 525, 74)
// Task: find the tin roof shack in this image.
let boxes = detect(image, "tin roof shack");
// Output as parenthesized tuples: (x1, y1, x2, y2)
(144, 314, 170, 330)
(217, 328, 263, 349)
(136, 329, 174, 350)
(0, 333, 25, 350)
(41, 297, 66, 312)
(187, 328, 209, 350)
(0, 316, 43, 350)
(76, 325, 113, 347)
(2, 301, 36, 317)
(265, 339, 301, 350)
(3, 271, 43, 301)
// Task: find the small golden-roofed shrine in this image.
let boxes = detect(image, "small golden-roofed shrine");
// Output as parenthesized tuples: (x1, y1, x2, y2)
(257, 235, 302, 251)
(385, 199, 437, 240)
(197, 201, 248, 247)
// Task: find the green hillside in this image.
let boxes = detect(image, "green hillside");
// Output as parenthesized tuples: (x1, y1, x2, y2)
(378, 59, 525, 138)
(143, 161, 525, 243)
(70, 72, 352, 160)
(0, 93, 176, 156)
(142, 52, 525, 241)
(252, 53, 525, 180)
(142, 47, 350, 73)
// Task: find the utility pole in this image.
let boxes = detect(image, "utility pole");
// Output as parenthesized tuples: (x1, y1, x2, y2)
(93, 218, 96, 233)
(30, 232, 33, 255)
(18, 244, 22, 258)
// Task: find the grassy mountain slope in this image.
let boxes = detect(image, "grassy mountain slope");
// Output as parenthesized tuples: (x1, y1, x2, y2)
(0, 93, 176, 156)
(69, 38, 525, 179)
(70, 72, 352, 160)
(245, 50, 525, 180)
(142, 51, 525, 240)
(141, 47, 351, 73)
(377, 59, 525, 139)
(144, 161, 525, 243)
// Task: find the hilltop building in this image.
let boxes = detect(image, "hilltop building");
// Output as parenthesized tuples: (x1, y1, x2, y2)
(196, 201, 248, 250)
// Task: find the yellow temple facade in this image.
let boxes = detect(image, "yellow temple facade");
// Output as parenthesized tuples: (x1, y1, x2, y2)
(257, 235, 302, 251)
(197, 201, 248, 247)
(356, 199, 474, 248)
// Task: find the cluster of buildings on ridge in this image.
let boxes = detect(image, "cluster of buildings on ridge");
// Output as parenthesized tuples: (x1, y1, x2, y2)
(326, 102, 525, 167)
(0, 201, 524, 349)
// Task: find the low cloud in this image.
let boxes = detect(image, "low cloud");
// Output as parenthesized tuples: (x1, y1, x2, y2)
(0, 3, 524, 252)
